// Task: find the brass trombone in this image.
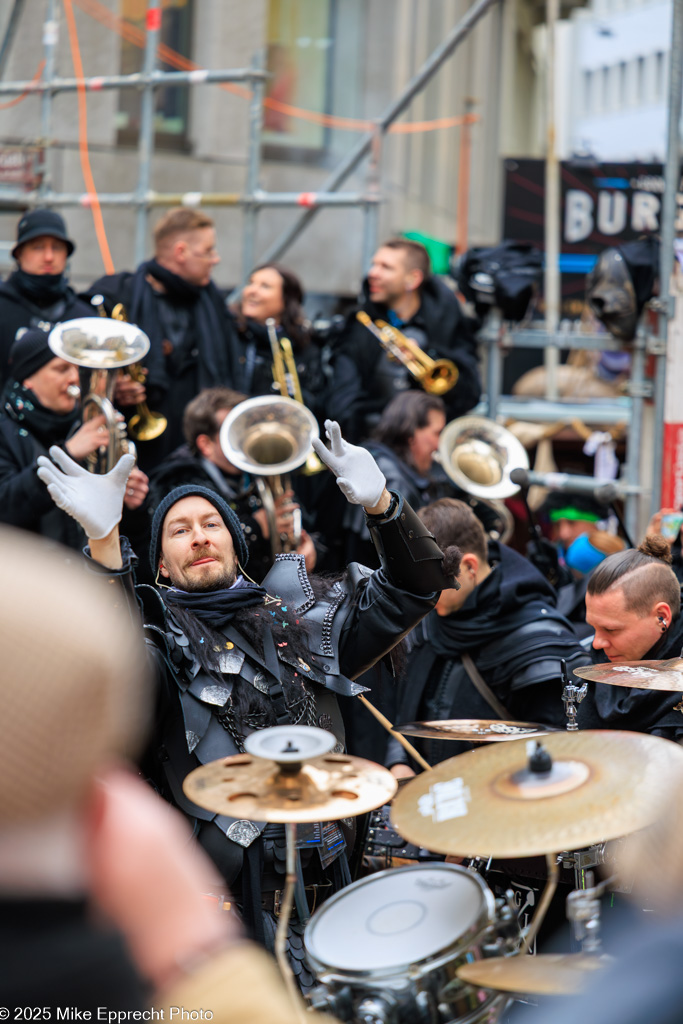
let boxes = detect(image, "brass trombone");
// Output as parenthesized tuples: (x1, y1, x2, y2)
(265, 317, 324, 476)
(356, 310, 459, 396)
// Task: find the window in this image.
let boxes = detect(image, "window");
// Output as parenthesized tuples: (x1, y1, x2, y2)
(655, 51, 666, 100)
(636, 56, 646, 104)
(618, 61, 627, 107)
(116, 0, 194, 150)
(601, 65, 611, 111)
(262, 0, 334, 159)
(583, 69, 593, 115)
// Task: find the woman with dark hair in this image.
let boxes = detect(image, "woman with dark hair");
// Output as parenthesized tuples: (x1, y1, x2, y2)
(579, 535, 683, 737)
(230, 263, 325, 419)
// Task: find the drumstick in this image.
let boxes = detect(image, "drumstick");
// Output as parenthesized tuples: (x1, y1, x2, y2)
(358, 694, 433, 772)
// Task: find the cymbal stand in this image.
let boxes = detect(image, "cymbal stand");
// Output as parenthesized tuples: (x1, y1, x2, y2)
(566, 872, 616, 955)
(274, 821, 308, 1024)
(520, 852, 559, 954)
(561, 660, 587, 731)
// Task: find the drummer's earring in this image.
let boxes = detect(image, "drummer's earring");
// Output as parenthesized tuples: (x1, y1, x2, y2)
(659, 615, 668, 633)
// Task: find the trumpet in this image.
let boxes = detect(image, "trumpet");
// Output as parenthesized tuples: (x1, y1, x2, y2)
(90, 297, 167, 442)
(265, 317, 325, 476)
(48, 317, 150, 473)
(356, 311, 459, 396)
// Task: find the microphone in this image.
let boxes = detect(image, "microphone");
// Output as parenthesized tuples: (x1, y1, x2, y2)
(510, 468, 626, 499)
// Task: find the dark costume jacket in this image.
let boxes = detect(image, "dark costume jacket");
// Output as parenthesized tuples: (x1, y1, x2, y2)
(0, 272, 93, 390)
(387, 541, 591, 768)
(232, 316, 327, 424)
(86, 265, 240, 465)
(327, 276, 482, 441)
(87, 493, 448, 984)
(578, 603, 683, 740)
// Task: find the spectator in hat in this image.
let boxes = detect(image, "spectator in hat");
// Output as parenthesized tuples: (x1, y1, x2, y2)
(0, 209, 94, 389)
(0, 329, 148, 550)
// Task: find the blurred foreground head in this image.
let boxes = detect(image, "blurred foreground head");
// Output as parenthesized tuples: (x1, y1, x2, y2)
(0, 528, 150, 826)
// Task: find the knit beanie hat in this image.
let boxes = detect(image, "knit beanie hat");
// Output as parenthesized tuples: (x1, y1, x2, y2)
(149, 484, 249, 575)
(9, 328, 54, 383)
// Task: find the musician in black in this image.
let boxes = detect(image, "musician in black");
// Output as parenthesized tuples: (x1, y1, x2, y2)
(87, 207, 240, 466)
(0, 209, 93, 390)
(327, 238, 481, 441)
(37, 420, 456, 988)
(387, 498, 589, 775)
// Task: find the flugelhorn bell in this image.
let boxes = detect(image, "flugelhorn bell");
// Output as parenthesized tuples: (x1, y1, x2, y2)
(437, 415, 529, 500)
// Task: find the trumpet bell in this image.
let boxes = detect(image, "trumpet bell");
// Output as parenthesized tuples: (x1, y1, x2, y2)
(128, 407, 168, 442)
(219, 395, 319, 477)
(48, 317, 150, 368)
(438, 415, 529, 500)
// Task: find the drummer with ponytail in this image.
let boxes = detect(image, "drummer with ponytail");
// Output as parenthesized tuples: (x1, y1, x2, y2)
(580, 536, 683, 737)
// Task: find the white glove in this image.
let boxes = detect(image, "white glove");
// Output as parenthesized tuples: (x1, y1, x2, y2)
(312, 419, 386, 508)
(37, 446, 135, 540)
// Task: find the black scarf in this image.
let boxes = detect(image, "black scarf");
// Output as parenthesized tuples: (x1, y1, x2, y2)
(10, 269, 70, 307)
(128, 260, 237, 395)
(2, 381, 80, 449)
(163, 575, 267, 631)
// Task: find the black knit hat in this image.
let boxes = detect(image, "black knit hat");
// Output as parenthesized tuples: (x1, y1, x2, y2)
(12, 209, 75, 260)
(8, 328, 54, 383)
(149, 484, 249, 576)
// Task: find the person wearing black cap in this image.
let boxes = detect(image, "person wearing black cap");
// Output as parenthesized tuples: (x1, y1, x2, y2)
(0, 209, 93, 389)
(36, 420, 457, 989)
(0, 328, 148, 548)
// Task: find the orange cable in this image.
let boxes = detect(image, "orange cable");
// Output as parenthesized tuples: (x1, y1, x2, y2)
(72, 0, 481, 135)
(62, 0, 115, 274)
(0, 60, 46, 110)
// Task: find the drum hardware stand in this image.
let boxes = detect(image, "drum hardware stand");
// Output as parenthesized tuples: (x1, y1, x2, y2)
(357, 694, 433, 772)
(566, 871, 617, 955)
(561, 660, 587, 731)
(484, 890, 523, 956)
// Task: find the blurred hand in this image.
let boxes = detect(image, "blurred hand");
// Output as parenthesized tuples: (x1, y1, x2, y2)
(390, 764, 416, 781)
(297, 528, 317, 573)
(114, 375, 146, 407)
(274, 489, 300, 542)
(647, 507, 680, 547)
(123, 467, 149, 511)
(88, 768, 240, 991)
(64, 413, 110, 461)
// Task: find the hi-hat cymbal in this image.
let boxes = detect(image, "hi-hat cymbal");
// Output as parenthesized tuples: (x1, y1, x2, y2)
(396, 719, 552, 742)
(183, 752, 397, 823)
(574, 659, 683, 691)
(457, 954, 608, 996)
(390, 730, 683, 858)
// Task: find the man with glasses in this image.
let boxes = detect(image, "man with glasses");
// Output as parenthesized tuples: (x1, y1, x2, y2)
(87, 208, 240, 468)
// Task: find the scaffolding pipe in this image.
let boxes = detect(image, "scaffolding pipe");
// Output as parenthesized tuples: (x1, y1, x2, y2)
(134, 0, 161, 264)
(0, 68, 267, 94)
(0, 0, 27, 79)
(39, 0, 57, 197)
(652, 0, 683, 514)
(257, 0, 502, 266)
(0, 190, 378, 208)
(242, 50, 265, 282)
(360, 123, 383, 274)
(544, 0, 560, 401)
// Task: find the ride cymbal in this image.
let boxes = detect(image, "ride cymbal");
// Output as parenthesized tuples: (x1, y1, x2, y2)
(396, 719, 552, 742)
(390, 731, 683, 858)
(457, 954, 608, 996)
(574, 659, 683, 691)
(183, 752, 397, 823)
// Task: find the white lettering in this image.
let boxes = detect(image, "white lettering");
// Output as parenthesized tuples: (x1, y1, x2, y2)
(565, 189, 594, 243)
(631, 191, 661, 231)
(597, 191, 628, 235)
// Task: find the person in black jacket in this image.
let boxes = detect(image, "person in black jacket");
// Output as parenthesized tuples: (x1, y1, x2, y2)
(0, 329, 148, 550)
(87, 208, 240, 468)
(0, 209, 94, 390)
(327, 238, 481, 441)
(37, 419, 456, 988)
(578, 536, 683, 739)
(387, 497, 590, 775)
(229, 262, 326, 421)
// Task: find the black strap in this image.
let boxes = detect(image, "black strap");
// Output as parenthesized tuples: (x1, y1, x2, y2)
(262, 626, 291, 726)
(242, 840, 265, 945)
(461, 653, 513, 719)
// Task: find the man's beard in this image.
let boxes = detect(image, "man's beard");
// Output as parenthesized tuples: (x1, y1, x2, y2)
(169, 558, 239, 593)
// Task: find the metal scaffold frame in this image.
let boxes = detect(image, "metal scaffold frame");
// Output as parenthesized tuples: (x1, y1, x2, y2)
(1, 0, 681, 534)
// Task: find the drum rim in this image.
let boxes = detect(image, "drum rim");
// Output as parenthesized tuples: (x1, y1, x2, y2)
(304, 862, 496, 979)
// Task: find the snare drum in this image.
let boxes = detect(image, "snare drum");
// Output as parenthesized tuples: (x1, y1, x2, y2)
(305, 863, 507, 1024)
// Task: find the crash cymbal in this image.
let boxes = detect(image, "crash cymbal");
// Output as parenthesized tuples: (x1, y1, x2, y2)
(396, 719, 552, 742)
(574, 658, 683, 691)
(183, 752, 397, 823)
(390, 730, 683, 858)
(457, 954, 608, 996)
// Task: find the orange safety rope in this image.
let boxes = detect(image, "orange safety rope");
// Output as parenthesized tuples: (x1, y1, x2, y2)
(73, 0, 480, 135)
(62, 0, 115, 274)
(0, 60, 46, 110)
